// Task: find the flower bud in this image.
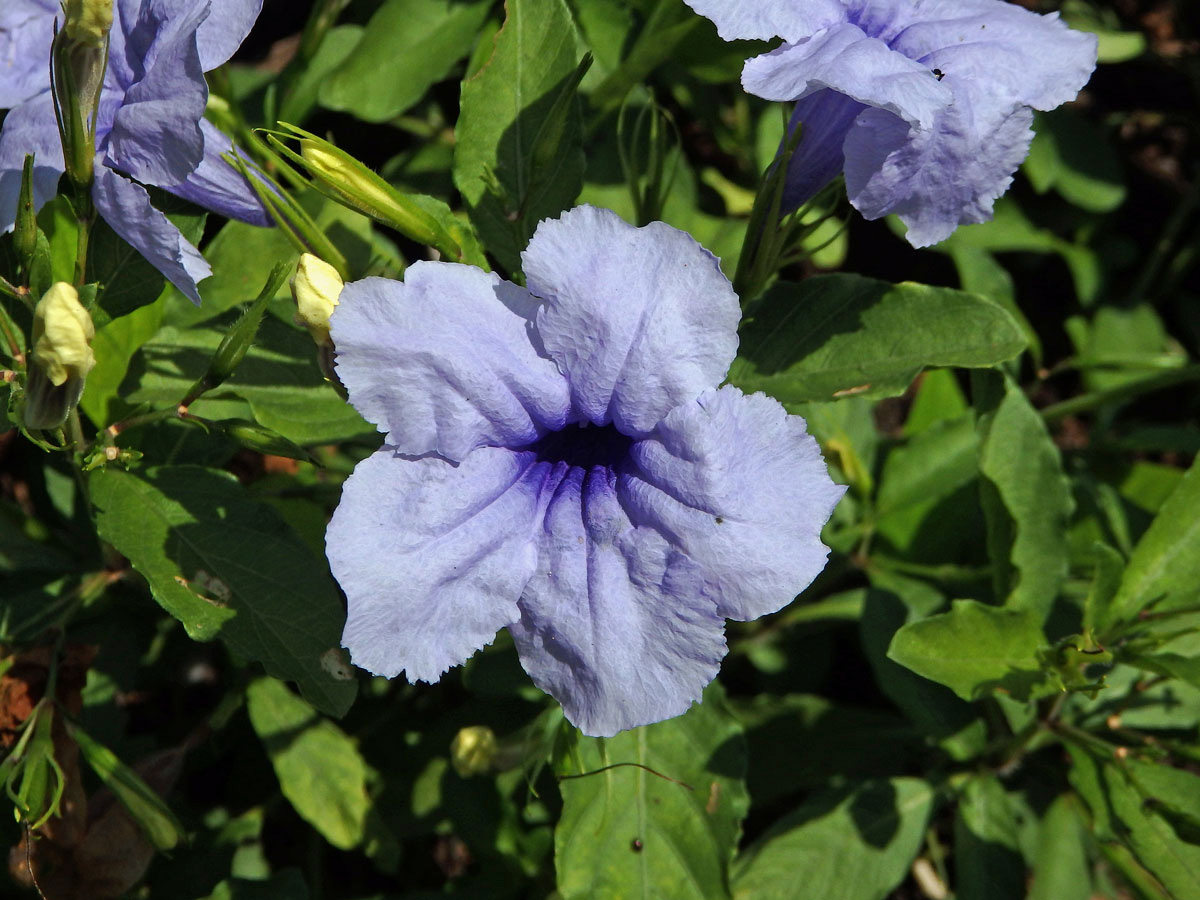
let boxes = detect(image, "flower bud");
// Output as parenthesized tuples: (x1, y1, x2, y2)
(450, 726, 498, 778)
(24, 283, 95, 430)
(291, 254, 343, 348)
(64, 0, 114, 47)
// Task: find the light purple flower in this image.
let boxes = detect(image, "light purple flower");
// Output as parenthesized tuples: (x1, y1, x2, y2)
(686, 0, 1098, 246)
(0, 0, 266, 302)
(326, 205, 844, 737)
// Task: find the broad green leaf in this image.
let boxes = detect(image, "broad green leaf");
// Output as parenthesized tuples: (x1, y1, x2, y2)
(875, 415, 979, 555)
(1062, 0, 1147, 63)
(1029, 796, 1092, 900)
(1122, 651, 1200, 690)
(976, 371, 1073, 619)
(79, 288, 166, 426)
(555, 683, 749, 900)
(124, 315, 370, 445)
(732, 778, 934, 900)
(89, 466, 357, 716)
(946, 245, 1041, 368)
(887, 599, 1050, 702)
(246, 677, 369, 850)
(954, 775, 1026, 900)
(728, 275, 1026, 404)
(321, 0, 492, 122)
(1068, 746, 1200, 897)
(1024, 110, 1125, 213)
(1083, 541, 1126, 635)
(1105, 454, 1200, 629)
(454, 0, 584, 272)
(278, 25, 362, 124)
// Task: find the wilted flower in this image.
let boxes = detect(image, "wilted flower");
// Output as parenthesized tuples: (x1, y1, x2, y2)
(685, 0, 1098, 246)
(0, 0, 268, 302)
(326, 205, 844, 737)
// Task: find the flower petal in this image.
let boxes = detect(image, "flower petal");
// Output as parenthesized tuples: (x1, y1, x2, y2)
(162, 120, 272, 225)
(332, 264, 572, 462)
(330, 445, 543, 683)
(92, 166, 211, 302)
(116, 0, 263, 72)
(0, 1, 56, 109)
(509, 462, 726, 737)
(843, 96, 1035, 247)
(622, 386, 844, 621)
(781, 88, 866, 211)
(682, 0, 843, 42)
(888, 2, 1097, 112)
(105, 0, 207, 186)
(0, 92, 65, 232)
(742, 23, 952, 131)
(524, 205, 739, 437)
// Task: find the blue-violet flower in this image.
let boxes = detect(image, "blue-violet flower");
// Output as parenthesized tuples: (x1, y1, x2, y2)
(0, 0, 268, 302)
(327, 205, 845, 737)
(685, 0, 1098, 246)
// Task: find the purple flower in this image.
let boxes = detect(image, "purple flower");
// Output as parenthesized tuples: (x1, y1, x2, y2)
(686, 0, 1097, 246)
(326, 205, 844, 737)
(0, 0, 267, 302)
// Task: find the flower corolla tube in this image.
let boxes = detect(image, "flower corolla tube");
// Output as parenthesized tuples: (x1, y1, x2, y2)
(684, 0, 1098, 246)
(0, 0, 268, 302)
(326, 205, 845, 737)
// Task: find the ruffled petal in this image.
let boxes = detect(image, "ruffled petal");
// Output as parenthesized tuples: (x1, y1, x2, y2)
(742, 23, 952, 130)
(105, 0, 207, 186)
(194, 0, 263, 70)
(0, 1, 56, 109)
(781, 89, 865, 211)
(682, 0, 843, 42)
(162, 120, 272, 225)
(0, 92, 64, 232)
(622, 386, 844, 621)
(524, 205, 739, 437)
(332, 264, 572, 462)
(843, 91, 1035, 247)
(92, 165, 211, 302)
(888, 3, 1097, 112)
(508, 461, 726, 737)
(330, 445, 543, 683)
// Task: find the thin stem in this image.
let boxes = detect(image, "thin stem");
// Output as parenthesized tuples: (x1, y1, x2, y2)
(1040, 364, 1200, 423)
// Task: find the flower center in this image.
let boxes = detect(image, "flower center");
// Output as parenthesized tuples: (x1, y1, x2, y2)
(530, 423, 634, 470)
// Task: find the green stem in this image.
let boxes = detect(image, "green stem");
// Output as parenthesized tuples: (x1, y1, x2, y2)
(1040, 364, 1200, 423)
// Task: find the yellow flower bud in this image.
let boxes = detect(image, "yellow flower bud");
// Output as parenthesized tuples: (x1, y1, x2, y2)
(450, 726, 498, 778)
(291, 253, 343, 348)
(64, 0, 114, 47)
(32, 283, 95, 387)
(24, 282, 95, 429)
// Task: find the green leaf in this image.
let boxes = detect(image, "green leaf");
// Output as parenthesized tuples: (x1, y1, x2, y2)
(1068, 746, 1200, 897)
(555, 683, 749, 900)
(975, 371, 1073, 619)
(1029, 796, 1092, 900)
(1083, 542, 1126, 636)
(454, 0, 584, 272)
(246, 677, 369, 850)
(731, 778, 934, 900)
(954, 776, 1026, 900)
(887, 599, 1050, 702)
(1025, 110, 1125, 213)
(321, 0, 492, 122)
(70, 721, 185, 850)
(89, 466, 357, 716)
(124, 315, 370, 445)
(728, 275, 1027, 404)
(1104, 455, 1200, 630)
(79, 288, 166, 426)
(202, 870, 310, 900)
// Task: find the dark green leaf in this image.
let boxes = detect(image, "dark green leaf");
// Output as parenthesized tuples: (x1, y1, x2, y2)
(1028, 796, 1092, 900)
(728, 275, 1027, 404)
(89, 466, 357, 716)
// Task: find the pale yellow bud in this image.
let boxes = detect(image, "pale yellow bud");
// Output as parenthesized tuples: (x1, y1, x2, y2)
(291, 254, 343, 347)
(64, 0, 114, 46)
(32, 282, 95, 387)
(450, 726, 498, 778)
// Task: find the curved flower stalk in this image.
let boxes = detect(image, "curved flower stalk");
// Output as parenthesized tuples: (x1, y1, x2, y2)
(327, 205, 845, 737)
(686, 0, 1098, 246)
(0, 0, 267, 302)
